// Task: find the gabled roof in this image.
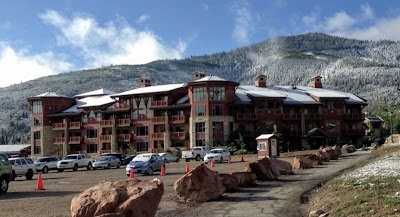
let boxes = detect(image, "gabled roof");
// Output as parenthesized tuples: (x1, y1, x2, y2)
(301, 128, 328, 138)
(62, 95, 116, 113)
(111, 83, 185, 97)
(365, 117, 384, 123)
(256, 134, 276, 140)
(194, 75, 226, 82)
(33, 92, 71, 98)
(0, 144, 31, 153)
(74, 88, 116, 98)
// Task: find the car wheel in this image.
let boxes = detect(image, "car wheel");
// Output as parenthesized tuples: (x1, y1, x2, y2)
(220, 157, 223, 163)
(11, 171, 16, 181)
(117, 162, 121, 169)
(106, 164, 110, 169)
(26, 170, 33, 180)
(0, 178, 8, 193)
(87, 163, 92, 170)
(185, 159, 190, 162)
(196, 155, 201, 161)
(147, 167, 153, 175)
(73, 164, 78, 171)
(164, 159, 167, 164)
(42, 166, 49, 174)
(175, 158, 180, 163)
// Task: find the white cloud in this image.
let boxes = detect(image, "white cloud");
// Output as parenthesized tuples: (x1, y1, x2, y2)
(324, 11, 356, 32)
(136, 14, 150, 24)
(344, 16, 400, 41)
(361, 3, 374, 19)
(232, 3, 253, 45)
(0, 42, 72, 88)
(39, 10, 186, 68)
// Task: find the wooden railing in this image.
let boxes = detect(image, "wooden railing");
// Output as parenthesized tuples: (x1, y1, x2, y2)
(100, 120, 113, 127)
(151, 116, 166, 123)
(213, 132, 224, 139)
(100, 150, 111, 154)
(53, 137, 65, 143)
(282, 113, 301, 120)
(53, 123, 66, 129)
(151, 100, 168, 107)
(196, 132, 205, 139)
(100, 135, 112, 142)
(304, 113, 320, 120)
(151, 132, 164, 139)
(117, 134, 131, 141)
(68, 136, 81, 143)
(170, 115, 185, 123)
(171, 132, 188, 139)
(236, 113, 257, 120)
(114, 103, 129, 109)
(116, 119, 130, 126)
(34, 139, 41, 146)
(68, 121, 81, 129)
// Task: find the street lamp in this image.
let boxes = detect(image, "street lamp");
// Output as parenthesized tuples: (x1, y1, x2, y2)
(389, 111, 394, 144)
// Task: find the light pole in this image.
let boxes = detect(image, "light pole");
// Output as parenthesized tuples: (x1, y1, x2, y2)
(390, 112, 394, 144)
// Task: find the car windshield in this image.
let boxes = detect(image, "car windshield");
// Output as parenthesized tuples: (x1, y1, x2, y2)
(35, 158, 48, 163)
(9, 159, 15, 165)
(132, 154, 151, 162)
(0, 155, 9, 165)
(64, 156, 78, 160)
(211, 150, 222, 154)
(97, 156, 110, 161)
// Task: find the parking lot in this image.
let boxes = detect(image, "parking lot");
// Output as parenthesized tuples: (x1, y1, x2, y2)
(0, 155, 256, 217)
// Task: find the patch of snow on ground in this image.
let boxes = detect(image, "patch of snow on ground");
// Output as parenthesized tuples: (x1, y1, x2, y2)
(342, 143, 400, 181)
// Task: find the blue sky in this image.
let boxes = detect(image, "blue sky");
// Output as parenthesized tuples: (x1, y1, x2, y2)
(1, 0, 400, 88)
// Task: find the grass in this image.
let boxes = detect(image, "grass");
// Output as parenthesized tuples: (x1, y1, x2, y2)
(301, 145, 400, 217)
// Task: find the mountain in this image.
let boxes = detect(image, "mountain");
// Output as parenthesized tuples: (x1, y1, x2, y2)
(1, 32, 400, 144)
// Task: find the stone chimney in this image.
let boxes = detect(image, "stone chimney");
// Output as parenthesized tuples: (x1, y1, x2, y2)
(309, 75, 322, 88)
(192, 71, 206, 81)
(139, 77, 151, 88)
(255, 75, 267, 87)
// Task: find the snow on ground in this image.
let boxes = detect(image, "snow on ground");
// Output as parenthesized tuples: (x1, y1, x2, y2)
(342, 143, 400, 181)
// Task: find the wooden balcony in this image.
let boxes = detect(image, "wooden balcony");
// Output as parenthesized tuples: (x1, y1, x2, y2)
(151, 132, 164, 140)
(283, 113, 301, 120)
(68, 121, 81, 129)
(53, 123, 66, 130)
(170, 115, 186, 123)
(116, 119, 130, 127)
(68, 136, 81, 144)
(304, 113, 320, 120)
(100, 120, 113, 127)
(100, 150, 111, 154)
(257, 109, 275, 115)
(345, 113, 365, 120)
(346, 129, 365, 136)
(100, 135, 112, 142)
(213, 132, 224, 139)
(53, 137, 66, 144)
(171, 132, 188, 140)
(117, 134, 131, 142)
(151, 100, 168, 107)
(196, 132, 205, 140)
(236, 113, 257, 121)
(114, 103, 129, 109)
(151, 116, 166, 123)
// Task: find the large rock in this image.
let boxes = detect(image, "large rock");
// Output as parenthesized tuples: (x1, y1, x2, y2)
(244, 157, 279, 181)
(231, 172, 257, 187)
(316, 150, 330, 162)
(174, 164, 225, 202)
(219, 173, 239, 192)
(71, 179, 164, 217)
(292, 156, 314, 169)
(269, 158, 294, 175)
(307, 154, 322, 166)
(321, 146, 339, 160)
(341, 144, 356, 154)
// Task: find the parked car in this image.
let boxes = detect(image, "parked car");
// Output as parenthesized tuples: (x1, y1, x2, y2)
(57, 154, 93, 172)
(8, 157, 36, 180)
(34, 156, 61, 173)
(181, 146, 210, 162)
(122, 155, 135, 164)
(159, 153, 180, 163)
(101, 153, 128, 165)
(0, 153, 12, 193)
(125, 153, 165, 175)
(204, 148, 231, 164)
(93, 155, 121, 169)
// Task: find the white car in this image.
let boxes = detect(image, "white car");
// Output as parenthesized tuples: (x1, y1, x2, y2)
(93, 155, 121, 169)
(8, 157, 36, 180)
(159, 153, 180, 163)
(203, 148, 231, 164)
(35, 156, 61, 173)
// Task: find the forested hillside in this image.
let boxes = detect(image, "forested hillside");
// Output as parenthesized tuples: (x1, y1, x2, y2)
(1, 33, 399, 144)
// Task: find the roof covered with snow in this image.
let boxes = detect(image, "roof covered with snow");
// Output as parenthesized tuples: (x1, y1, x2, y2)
(256, 134, 276, 140)
(193, 75, 226, 82)
(74, 88, 116, 98)
(111, 83, 185, 97)
(0, 144, 31, 153)
(62, 95, 116, 113)
(33, 92, 71, 98)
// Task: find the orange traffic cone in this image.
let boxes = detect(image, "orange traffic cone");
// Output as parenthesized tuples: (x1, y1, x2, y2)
(241, 155, 245, 162)
(35, 173, 45, 190)
(211, 159, 215, 167)
(160, 165, 165, 176)
(185, 163, 190, 173)
(228, 156, 232, 164)
(130, 168, 135, 179)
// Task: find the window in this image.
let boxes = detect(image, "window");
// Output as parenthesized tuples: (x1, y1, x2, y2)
(195, 140, 205, 146)
(132, 110, 138, 119)
(137, 142, 148, 152)
(82, 114, 88, 123)
(88, 111, 96, 119)
(193, 87, 206, 102)
(132, 98, 138, 108)
(34, 146, 41, 154)
(33, 117, 42, 126)
(259, 142, 267, 150)
(96, 113, 102, 121)
(212, 105, 223, 116)
(136, 126, 148, 136)
(33, 101, 42, 113)
(87, 129, 98, 138)
(195, 122, 205, 132)
(209, 87, 225, 100)
(139, 98, 145, 108)
(87, 144, 98, 153)
(33, 131, 41, 139)
(196, 106, 205, 116)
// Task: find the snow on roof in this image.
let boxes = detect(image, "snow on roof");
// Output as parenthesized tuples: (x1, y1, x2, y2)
(256, 134, 276, 140)
(62, 95, 116, 113)
(0, 144, 31, 153)
(176, 95, 189, 104)
(34, 92, 70, 98)
(74, 88, 116, 98)
(193, 75, 226, 82)
(112, 83, 185, 97)
(245, 90, 286, 98)
(306, 89, 348, 98)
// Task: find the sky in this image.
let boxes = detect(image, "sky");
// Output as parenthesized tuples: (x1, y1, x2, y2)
(1, 0, 400, 88)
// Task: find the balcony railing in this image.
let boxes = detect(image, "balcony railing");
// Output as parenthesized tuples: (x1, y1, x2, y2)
(196, 132, 205, 140)
(116, 119, 130, 127)
(345, 113, 365, 120)
(151, 132, 164, 140)
(53, 123, 66, 130)
(34, 139, 41, 146)
(117, 134, 131, 141)
(236, 113, 257, 121)
(170, 115, 186, 123)
(171, 132, 188, 140)
(304, 113, 320, 120)
(100, 135, 112, 142)
(151, 100, 168, 107)
(282, 113, 301, 120)
(68, 122, 81, 129)
(100, 120, 113, 127)
(213, 132, 224, 139)
(151, 116, 166, 123)
(53, 137, 65, 144)
(114, 103, 129, 109)
(100, 150, 111, 154)
(68, 136, 81, 144)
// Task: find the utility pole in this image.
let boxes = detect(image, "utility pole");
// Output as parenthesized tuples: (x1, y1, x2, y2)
(390, 111, 394, 144)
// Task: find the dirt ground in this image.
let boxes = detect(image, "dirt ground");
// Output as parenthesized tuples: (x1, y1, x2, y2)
(0, 155, 259, 217)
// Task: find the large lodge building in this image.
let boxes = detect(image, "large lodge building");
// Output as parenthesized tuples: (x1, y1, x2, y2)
(28, 72, 367, 157)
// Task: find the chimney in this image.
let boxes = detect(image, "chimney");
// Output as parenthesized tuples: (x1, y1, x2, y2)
(139, 77, 151, 88)
(192, 71, 206, 81)
(255, 75, 267, 87)
(309, 75, 322, 88)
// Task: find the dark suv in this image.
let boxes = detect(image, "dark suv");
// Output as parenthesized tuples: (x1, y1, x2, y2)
(101, 153, 128, 165)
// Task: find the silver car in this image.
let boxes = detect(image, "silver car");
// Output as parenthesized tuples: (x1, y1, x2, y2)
(159, 153, 180, 163)
(35, 156, 61, 173)
(93, 156, 121, 169)
(125, 153, 164, 175)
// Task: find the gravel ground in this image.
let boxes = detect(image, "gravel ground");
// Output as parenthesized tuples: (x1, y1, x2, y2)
(341, 143, 400, 181)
